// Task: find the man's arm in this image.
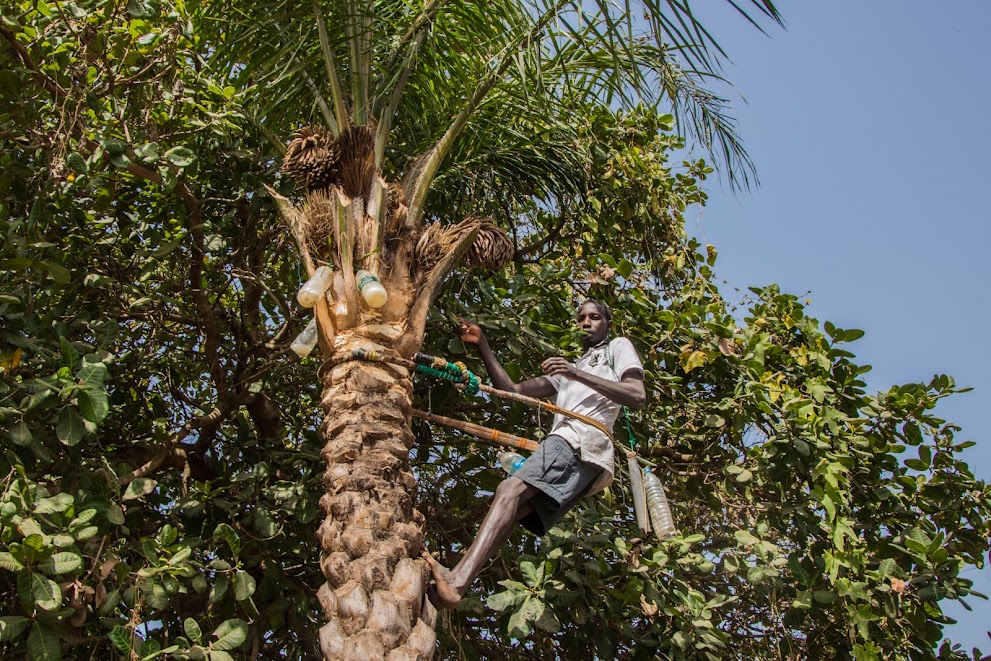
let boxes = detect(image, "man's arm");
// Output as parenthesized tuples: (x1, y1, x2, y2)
(541, 357, 647, 409)
(460, 322, 556, 399)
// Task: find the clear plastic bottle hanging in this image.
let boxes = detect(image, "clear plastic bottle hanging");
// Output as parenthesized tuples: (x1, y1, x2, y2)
(296, 266, 334, 308)
(356, 269, 388, 308)
(498, 451, 526, 475)
(628, 452, 650, 534)
(643, 467, 676, 540)
(290, 318, 318, 357)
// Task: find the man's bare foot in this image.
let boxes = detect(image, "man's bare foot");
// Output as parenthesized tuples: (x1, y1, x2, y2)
(421, 550, 463, 609)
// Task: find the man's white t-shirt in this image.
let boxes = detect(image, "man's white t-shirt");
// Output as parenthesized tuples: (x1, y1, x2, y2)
(544, 336, 643, 494)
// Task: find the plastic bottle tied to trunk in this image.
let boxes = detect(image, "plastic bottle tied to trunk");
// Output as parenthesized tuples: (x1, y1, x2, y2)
(356, 269, 387, 308)
(296, 265, 333, 308)
(331, 271, 348, 320)
(498, 451, 526, 475)
(643, 467, 676, 540)
(628, 452, 650, 534)
(290, 318, 318, 357)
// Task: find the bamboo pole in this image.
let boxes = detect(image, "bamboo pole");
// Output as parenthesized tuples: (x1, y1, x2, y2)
(412, 409, 539, 452)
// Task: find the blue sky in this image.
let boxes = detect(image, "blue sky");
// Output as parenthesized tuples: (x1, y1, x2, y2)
(683, 0, 991, 652)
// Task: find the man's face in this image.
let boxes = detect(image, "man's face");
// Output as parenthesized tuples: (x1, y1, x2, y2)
(576, 303, 609, 348)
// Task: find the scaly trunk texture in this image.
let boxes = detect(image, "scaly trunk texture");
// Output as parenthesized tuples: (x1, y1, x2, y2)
(314, 330, 437, 661)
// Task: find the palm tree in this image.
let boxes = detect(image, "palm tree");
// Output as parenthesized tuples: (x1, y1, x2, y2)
(200, 1, 782, 657)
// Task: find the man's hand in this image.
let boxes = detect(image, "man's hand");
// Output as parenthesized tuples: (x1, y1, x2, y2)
(457, 319, 484, 345)
(541, 357, 577, 378)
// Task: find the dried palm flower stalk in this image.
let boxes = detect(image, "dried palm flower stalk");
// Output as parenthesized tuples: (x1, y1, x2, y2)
(299, 189, 337, 262)
(282, 127, 339, 191)
(466, 221, 514, 272)
(415, 218, 482, 273)
(336, 125, 376, 199)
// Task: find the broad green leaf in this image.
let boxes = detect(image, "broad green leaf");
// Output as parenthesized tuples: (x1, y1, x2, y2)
(9, 420, 32, 446)
(34, 493, 73, 514)
(27, 622, 61, 661)
(486, 589, 523, 612)
(734, 530, 759, 546)
(78, 388, 109, 423)
(19, 571, 61, 610)
(39, 552, 83, 576)
(213, 524, 241, 556)
(123, 478, 157, 500)
(232, 570, 255, 601)
(56, 407, 85, 445)
(209, 652, 234, 661)
(42, 262, 71, 284)
(519, 560, 543, 587)
(165, 146, 197, 167)
(507, 604, 533, 639)
(109, 625, 132, 653)
(0, 616, 30, 642)
(210, 619, 247, 651)
(0, 552, 24, 571)
(76, 362, 109, 388)
(209, 574, 229, 603)
(184, 617, 203, 643)
(106, 505, 125, 525)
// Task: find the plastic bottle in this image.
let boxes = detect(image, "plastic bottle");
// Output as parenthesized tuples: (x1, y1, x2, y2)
(643, 467, 676, 540)
(356, 269, 388, 308)
(498, 451, 526, 475)
(290, 318, 318, 357)
(296, 266, 334, 308)
(628, 453, 650, 534)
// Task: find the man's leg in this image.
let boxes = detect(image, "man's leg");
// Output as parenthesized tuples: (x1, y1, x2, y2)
(424, 476, 540, 608)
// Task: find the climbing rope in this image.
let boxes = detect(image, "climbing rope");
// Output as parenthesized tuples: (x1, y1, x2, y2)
(321, 348, 615, 443)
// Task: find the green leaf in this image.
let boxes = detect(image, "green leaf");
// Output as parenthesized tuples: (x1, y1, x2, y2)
(734, 530, 759, 546)
(9, 419, 32, 446)
(56, 407, 85, 446)
(209, 574, 229, 603)
(164, 146, 197, 168)
(42, 262, 70, 284)
(123, 478, 157, 500)
(77, 388, 109, 423)
(0, 552, 25, 572)
(232, 570, 255, 601)
(35, 492, 73, 514)
(184, 618, 203, 643)
(486, 589, 523, 612)
(27, 621, 61, 661)
(812, 590, 838, 604)
(213, 524, 241, 557)
(519, 560, 543, 587)
(76, 362, 109, 388)
(19, 571, 61, 610)
(0, 616, 30, 642)
(209, 652, 234, 661)
(507, 607, 531, 640)
(210, 619, 247, 651)
(39, 552, 83, 575)
(106, 504, 125, 525)
(109, 625, 132, 653)
(66, 153, 88, 174)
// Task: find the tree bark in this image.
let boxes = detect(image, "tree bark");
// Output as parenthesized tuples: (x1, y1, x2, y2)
(315, 330, 437, 660)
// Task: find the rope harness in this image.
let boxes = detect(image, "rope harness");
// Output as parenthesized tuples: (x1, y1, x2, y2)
(322, 348, 614, 451)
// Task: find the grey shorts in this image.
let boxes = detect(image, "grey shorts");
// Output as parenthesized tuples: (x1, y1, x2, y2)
(514, 435, 603, 536)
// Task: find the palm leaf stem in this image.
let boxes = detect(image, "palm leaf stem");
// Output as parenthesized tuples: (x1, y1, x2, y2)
(311, 0, 348, 135)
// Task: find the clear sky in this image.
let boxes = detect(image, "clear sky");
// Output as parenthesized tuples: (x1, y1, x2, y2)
(683, 0, 991, 652)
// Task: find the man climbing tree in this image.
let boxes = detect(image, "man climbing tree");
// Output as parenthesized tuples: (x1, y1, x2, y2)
(424, 301, 646, 608)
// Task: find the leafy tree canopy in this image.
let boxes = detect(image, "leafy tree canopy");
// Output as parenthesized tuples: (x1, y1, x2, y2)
(1, 1, 989, 660)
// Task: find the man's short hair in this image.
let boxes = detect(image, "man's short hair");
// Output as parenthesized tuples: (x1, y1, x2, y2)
(580, 300, 612, 324)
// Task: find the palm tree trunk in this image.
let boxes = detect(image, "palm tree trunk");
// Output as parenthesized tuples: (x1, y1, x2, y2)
(315, 331, 437, 660)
